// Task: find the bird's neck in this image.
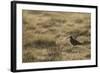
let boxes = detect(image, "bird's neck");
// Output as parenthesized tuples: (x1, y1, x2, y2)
(70, 36, 74, 40)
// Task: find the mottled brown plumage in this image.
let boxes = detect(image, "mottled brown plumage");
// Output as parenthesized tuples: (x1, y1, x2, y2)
(70, 36, 82, 46)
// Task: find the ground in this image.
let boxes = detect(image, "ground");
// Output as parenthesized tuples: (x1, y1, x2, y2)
(22, 10, 91, 63)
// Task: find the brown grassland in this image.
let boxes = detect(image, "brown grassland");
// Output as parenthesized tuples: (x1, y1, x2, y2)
(22, 10, 91, 63)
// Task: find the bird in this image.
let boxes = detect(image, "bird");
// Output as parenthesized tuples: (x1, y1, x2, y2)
(69, 35, 82, 46)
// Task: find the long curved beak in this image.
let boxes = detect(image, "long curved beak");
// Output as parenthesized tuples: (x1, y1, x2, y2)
(66, 35, 70, 39)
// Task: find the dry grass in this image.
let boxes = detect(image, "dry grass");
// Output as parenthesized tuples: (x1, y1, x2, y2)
(22, 10, 91, 63)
